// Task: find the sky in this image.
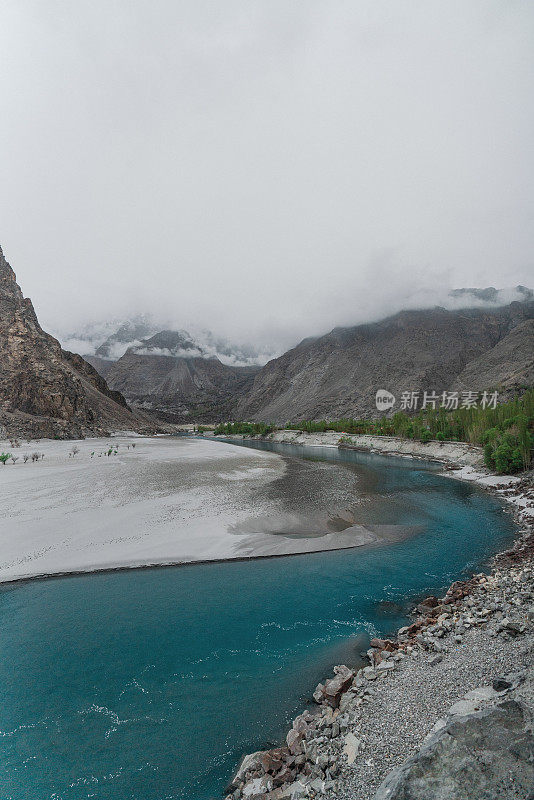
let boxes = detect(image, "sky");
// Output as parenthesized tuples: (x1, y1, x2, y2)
(1, 0, 533, 356)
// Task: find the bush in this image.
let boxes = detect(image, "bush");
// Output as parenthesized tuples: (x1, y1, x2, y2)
(420, 429, 432, 443)
(435, 431, 446, 442)
(0, 453, 11, 465)
(492, 441, 523, 474)
(484, 442, 495, 470)
(213, 422, 275, 437)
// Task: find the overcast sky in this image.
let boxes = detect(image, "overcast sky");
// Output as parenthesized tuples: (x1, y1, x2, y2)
(1, 0, 533, 353)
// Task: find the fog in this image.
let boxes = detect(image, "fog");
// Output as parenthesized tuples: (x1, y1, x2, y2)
(1, 1, 533, 356)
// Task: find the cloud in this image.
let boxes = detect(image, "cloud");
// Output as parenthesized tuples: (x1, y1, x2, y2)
(1, 1, 532, 354)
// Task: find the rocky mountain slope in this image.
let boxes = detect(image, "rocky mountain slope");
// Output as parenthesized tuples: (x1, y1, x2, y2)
(87, 331, 260, 422)
(237, 301, 534, 423)
(0, 246, 158, 438)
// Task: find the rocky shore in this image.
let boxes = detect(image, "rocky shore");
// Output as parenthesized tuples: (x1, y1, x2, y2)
(224, 442, 534, 800)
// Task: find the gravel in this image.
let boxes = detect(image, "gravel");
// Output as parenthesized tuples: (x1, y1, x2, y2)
(330, 619, 533, 799)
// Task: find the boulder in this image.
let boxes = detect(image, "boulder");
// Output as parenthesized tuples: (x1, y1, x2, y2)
(230, 751, 269, 788)
(373, 700, 534, 799)
(343, 732, 361, 764)
(243, 775, 273, 798)
(369, 638, 397, 652)
(286, 728, 303, 756)
(322, 665, 354, 708)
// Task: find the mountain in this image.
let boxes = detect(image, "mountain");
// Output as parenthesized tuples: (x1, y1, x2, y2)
(452, 319, 534, 394)
(0, 246, 160, 439)
(449, 285, 533, 304)
(89, 331, 260, 422)
(94, 317, 158, 359)
(237, 299, 534, 423)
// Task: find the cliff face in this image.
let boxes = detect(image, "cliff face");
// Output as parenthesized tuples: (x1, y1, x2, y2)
(237, 303, 534, 423)
(0, 246, 156, 438)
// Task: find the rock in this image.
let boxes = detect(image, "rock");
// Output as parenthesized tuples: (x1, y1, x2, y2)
(493, 677, 513, 692)
(273, 766, 295, 787)
(242, 775, 273, 798)
(323, 666, 354, 708)
(464, 686, 499, 702)
(447, 699, 481, 716)
(266, 780, 307, 799)
(286, 728, 304, 756)
(369, 638, 397, 652)
(374, 699, 534, 800)
(343, 732, 361, 764)
(377, 660, 395, 672)
(313, 683, 325, 704)
(307, 777, 324, 794)
(428, 654, 442, 666)
(231, 752, 269, 788)
(497, 617, 527, 635)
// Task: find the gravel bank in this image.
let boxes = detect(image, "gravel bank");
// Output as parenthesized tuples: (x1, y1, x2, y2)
(226, 469, 534, 800)
(329, 578, 533, 799)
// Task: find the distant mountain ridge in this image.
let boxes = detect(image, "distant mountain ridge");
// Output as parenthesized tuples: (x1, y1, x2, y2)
(86, 329, 260, 423)
(236, 298, 534, 423)
(8, 258, 531, 431)
(63, 317, 274, 367)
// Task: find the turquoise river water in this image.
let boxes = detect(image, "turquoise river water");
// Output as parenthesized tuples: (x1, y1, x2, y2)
(0, 441, 515, 800)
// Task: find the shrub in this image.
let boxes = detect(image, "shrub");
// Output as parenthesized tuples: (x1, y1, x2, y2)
(435, 431, 446, 442)
(420, 429, 432, 443)
(494, 442, 524, 474)
(0, 453, 11, 465)
(484, 442, 495, 470)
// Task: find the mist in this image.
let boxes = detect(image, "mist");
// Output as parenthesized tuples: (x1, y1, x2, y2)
(1, 1, 533, 356)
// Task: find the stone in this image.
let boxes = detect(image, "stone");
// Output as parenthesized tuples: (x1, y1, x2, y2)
(286, 729, 304, 756)
(374, 700, 534, 800)
(493, 677, 512, 692)
(377, 660, 395, 671)
(273, 766, 295, 787)
(343, 732, 361, 764)
(231, 752, 269, 788)
(464, 686, 499, 702)
(243, 775, 273, 798)
(313, 684, 325, 704)
(323, 666, 354, 708)
(498, 617, 527, 635)
(370, 638, 397, 652)
(447, 699, 482, 716)
(428, 654, 442, 666)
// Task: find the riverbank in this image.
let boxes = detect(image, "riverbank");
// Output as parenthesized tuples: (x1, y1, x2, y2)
(223, 434, 534, 800)
(212, 429, 484, 467)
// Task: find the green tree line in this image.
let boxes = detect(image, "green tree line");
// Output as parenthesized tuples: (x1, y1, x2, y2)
(215, 390, 533, 475)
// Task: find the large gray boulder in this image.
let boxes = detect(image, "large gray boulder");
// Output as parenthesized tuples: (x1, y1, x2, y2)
(374, 699, 534, 800)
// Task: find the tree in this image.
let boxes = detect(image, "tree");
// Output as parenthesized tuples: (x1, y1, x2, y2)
(0, 453, 11, 465)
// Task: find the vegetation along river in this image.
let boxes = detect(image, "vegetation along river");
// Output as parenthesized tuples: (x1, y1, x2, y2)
(0, 440, 515, 800)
